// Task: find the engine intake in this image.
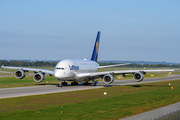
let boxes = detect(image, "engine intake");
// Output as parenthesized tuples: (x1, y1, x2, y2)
(133, 72, 144, 82)
(33, 72, 45, 82)
(103, 74, 114, 84)
(15, 70, 26, 79)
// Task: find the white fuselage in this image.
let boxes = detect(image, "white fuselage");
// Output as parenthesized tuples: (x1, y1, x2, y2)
(54, 59, 99, 81)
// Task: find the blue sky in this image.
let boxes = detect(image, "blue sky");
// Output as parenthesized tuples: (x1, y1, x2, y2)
(0, 0, 180, 63)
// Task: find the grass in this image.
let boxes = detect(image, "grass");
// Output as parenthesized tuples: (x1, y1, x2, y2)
(0, 75, 58, 88)
(0, 80, 180, 119)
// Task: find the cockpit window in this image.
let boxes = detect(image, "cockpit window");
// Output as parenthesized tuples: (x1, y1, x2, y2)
(56, 68, 65, 70)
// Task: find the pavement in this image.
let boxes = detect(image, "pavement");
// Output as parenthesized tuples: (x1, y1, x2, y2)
(0, 74, 180, 99)
(121, 101, 180, 120)
(0, 71, 13, 74)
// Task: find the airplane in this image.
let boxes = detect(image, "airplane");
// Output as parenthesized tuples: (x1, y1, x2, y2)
(1, 31, 176, 87)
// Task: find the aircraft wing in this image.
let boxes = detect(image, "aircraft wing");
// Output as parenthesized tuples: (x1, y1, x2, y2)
(98, 63, 131, 69)
(75, 69, 176, 80)
(1, 65, 54, 75)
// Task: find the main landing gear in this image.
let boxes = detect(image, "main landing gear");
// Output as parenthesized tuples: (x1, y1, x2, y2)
(83, 81, 91, 85)
(90, 79, 97, 86)
(62, 82, 68, 86)
(91, 82, 97, 86)
(71, 81, 78, 85)
(57, 80, 97, 87)
(83, 80, 97, 86)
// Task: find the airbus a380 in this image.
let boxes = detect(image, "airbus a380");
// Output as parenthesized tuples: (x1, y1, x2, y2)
(2, 31, 175, 87)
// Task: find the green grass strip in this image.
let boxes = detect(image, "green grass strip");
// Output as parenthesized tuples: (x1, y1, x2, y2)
(0, 79, 180, 119)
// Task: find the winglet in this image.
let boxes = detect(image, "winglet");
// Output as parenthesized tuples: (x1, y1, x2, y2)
(91, 31, 101, 62)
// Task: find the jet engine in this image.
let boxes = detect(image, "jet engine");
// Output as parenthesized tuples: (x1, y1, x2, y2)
(133, 72, 144, 82)
(33, 72, 45, 82)
(103, 74, 114, 84)
(15, 70, 26, 79)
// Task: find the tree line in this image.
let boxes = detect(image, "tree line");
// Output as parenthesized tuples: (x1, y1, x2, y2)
(0, 60, 57, 67)
(0, 60, 179, 68)
(98, 62, 180, 68)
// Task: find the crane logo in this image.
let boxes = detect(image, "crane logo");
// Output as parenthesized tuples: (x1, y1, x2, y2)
(96, 41, 99, 53)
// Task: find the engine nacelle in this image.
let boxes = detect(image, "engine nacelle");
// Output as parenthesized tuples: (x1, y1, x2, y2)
(33, 72, 45, 82)
(133, 72, 144, 82)
(103, 74, 114, 84)
(15, 70, 26, 79)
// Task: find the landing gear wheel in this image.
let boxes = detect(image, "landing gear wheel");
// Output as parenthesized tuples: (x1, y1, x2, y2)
(62, 82, 68, 86)
(57, 84, 63, 87)
(71, 81, 78, 86)
(83, 82, 90, 86)
(57, 80, 63, 87)
(91, 83, 96, 86)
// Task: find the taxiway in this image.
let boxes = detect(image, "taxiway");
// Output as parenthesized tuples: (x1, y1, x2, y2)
(0, 74, 179, 99)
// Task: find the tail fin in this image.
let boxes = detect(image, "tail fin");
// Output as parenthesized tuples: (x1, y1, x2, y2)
(91, 31, 101, 62)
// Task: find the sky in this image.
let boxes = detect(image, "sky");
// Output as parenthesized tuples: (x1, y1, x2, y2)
(0, 0, 180, 63)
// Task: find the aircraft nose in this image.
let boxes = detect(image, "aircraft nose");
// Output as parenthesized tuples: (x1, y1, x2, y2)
(54, 70, 62, 79)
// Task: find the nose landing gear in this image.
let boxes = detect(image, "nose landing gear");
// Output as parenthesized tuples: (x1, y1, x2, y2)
(57, 80, 63, 87)
(57, 80, 68, 87)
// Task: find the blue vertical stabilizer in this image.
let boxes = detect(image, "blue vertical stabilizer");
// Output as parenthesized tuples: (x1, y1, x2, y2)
(91, 31, 101, 62)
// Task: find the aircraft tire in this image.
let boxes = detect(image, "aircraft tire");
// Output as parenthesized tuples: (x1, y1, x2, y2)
(57, 84, 63, 87)
(62, 82, 68, 86)
(91, 83, 96, 86)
